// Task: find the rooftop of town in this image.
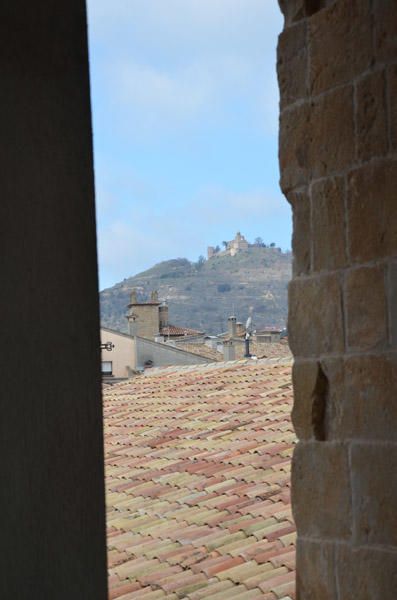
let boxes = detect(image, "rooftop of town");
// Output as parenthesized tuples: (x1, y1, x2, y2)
(105, 358, 296, 599)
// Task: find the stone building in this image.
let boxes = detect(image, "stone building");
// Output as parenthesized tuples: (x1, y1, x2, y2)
(207, 231, 249, 258)
(3, 2, 396, 599)
(100, 326, 211, 378)
(228, 231, 249, 256)
(126, 289, 204, 341)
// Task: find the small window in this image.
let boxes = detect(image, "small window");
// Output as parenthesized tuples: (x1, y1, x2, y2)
(102, 361, 113, 376)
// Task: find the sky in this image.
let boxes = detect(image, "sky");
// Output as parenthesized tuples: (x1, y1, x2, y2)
(86, 1, 290, 290)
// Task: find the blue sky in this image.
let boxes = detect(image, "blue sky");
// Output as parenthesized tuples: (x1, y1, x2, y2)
(86, 1, 290, 290)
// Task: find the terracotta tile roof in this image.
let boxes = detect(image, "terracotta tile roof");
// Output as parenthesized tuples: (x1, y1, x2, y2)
(161, 324, 205, 337)
(173, 343, 223, 362)
(104, 359, 296, 599)
(234, 342, 292, 361)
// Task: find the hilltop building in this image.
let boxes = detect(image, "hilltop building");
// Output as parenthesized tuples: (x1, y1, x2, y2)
(207, 231, 249, 259)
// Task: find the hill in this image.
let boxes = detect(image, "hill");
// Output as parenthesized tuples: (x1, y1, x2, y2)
(100, 247, 292, 335)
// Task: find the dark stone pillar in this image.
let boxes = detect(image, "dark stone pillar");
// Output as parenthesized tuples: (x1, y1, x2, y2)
(0, 3, 107, 598)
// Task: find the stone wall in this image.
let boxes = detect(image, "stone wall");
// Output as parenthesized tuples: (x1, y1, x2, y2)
(278, 1, 397, 597)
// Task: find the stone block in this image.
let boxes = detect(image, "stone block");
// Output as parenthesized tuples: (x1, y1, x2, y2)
(280, 86, 354, 192)
(309, 0, 372, 95)
(309, 85, 354, 180)
(288, 274, 344, 357)
(292, 441, 352, 538)
(277, 21, 307, 109)
(291, 360, 319, 440)
(337, 545, 397, 600)
(278, 0, 306, 26)
(388, 65, 397, 151)
(356, 69, 388, 161)
(374, 0, 397, 63)
(288, 189, 311, 275)
(335, 355, 397, 441)
(296, 538, 337, 600)
(279, 103, 311, 193)
(347, 160, 397, 262)
(293, 358, 343, 442)
(345, 265, 388, 352)
(351, 443, 397, 547)
(317, 357, 344, 441)
(279, 0, 332, 27)
(311, 176, 346, 271)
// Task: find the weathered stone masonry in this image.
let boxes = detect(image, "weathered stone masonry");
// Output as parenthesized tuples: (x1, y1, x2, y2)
(278, 1, 397, 598)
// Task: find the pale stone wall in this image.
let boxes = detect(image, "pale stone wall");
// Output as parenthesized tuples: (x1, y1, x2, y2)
(278, 0, 397, 596)
(101, 328, 210, 374)
(136, 337, 211, 368)
(100, 328, 136, 378)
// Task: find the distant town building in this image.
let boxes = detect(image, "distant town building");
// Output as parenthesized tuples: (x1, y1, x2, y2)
(126, 290, 204, 341)
(100, 291, 208, 379)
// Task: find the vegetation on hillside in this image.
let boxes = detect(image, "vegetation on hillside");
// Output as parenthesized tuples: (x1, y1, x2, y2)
(100, 247, 292, 335)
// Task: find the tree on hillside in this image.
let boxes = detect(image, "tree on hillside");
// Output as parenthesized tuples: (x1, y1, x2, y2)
(270, 242, 276, 247)
(222, 241, 228, 249)
(214, 245, 220, 253)
(196, 255, 206, 269)
(254, 237, 263, 247)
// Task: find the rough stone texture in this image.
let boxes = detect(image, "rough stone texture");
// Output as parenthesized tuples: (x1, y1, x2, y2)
(0, 3, 107, 599)
(345, 265, 388, 352)
(279, 103, 311, 192)
(356, 69, 388, 161)
(351, 444, 397, 547)
(347, 160, 397, 263)
(296, 538, 337, 600)
(279, 85, 354, 192)
(288, 274, 344, 357)
(342, 355, 397, 441)
(278, 0, 397, 595)
(309, 85, 355, 179)
(309, 0, 372, 95)
(291, 360, 319, 440)
(277, 21, 307, 109)
(288, 189, 311, 275)
(311, 176, 346, 271)
(337, 545, 397, 600)
(374, 0, 397, 63)
(292, 442, 352, 539)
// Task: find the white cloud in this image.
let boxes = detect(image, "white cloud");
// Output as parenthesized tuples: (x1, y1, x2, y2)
(87, 0, 283, 136)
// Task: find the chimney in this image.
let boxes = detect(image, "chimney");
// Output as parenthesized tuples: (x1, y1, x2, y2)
(223, 340, 235, 361)
(159, 303, 169, 330)
(236, 322, 245, 336)
(228, 316, 237, 337)
(126, 314, 138, 337)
